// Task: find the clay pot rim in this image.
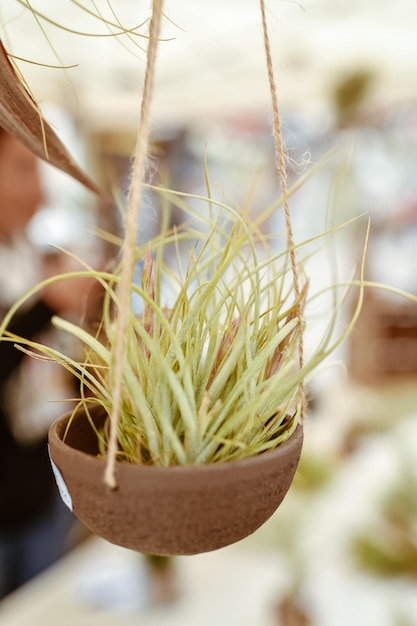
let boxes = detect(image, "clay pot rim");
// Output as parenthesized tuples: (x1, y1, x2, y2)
(49, 410, 303, 477)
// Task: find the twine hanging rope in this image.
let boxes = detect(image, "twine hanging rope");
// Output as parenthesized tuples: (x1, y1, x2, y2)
(259, 0, 305, 423)
(105, 0, 164, 488)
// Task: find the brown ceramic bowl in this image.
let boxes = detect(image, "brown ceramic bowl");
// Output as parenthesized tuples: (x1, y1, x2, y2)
(48, 407, 303, 555)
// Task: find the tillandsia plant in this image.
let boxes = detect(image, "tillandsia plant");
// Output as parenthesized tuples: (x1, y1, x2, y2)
(0, 163, 364, 467)
(55, 198, 309, 467)
(0, 0, 368, 477)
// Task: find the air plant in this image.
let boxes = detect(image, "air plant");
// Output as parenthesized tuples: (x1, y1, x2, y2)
(0, 174, 366, 469)
(0, 0, 368, 478)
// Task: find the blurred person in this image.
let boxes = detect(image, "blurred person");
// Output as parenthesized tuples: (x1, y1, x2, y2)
(0, 128, 98, 599)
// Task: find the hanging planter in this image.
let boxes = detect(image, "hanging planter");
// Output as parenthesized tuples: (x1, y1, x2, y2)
(49, 406, 303, 555)
(0, 0, 368, 556)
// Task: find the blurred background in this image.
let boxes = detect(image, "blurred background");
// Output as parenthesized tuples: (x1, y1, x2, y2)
(1, 1, 417, 624)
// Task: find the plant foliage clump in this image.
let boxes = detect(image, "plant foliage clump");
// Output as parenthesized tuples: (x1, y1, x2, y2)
(76, 193, 307, 466)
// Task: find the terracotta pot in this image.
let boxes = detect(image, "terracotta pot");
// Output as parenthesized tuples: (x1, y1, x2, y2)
(48, 407, 303, 555)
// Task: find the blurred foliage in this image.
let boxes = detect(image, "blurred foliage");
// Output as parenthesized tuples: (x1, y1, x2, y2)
(293, 451, 334, 492)
(332, 69, 375, 127)
(353, 464, 417, 578)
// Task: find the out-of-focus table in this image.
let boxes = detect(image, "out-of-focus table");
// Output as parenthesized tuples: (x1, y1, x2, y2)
(0, 533, 285, 626)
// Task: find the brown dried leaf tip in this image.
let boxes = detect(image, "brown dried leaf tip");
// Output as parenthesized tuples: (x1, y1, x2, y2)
(0, 40, 108, 200)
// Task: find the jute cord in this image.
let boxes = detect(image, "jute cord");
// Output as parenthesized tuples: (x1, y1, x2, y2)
(259, 0, 305, 423)
(105, 0, 164, 488)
